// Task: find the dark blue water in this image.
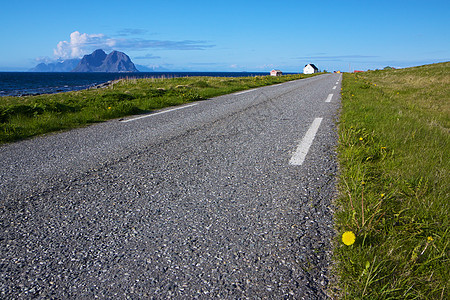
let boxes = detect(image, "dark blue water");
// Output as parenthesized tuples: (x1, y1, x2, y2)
(0, 72, 276, 97)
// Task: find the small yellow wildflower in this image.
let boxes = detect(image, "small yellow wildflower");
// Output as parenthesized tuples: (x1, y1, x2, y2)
(108, 107, 112, 109)
(381, 146, 386, 150)
(427, 236, 433, 242)
(381, 193, 385, 198)
(342, 231, 356, 246)
(359, 137, 363, 141)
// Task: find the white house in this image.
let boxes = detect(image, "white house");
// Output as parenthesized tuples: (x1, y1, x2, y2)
(303, 64, 319, 74)
(270, 69, 283, 76)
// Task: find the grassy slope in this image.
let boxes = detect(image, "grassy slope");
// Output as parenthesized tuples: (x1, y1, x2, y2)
(334, 62, 449, 299)
(0, 73, 319, 144)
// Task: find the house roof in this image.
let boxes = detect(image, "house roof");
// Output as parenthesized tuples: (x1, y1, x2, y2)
(305, 64, 318, 70)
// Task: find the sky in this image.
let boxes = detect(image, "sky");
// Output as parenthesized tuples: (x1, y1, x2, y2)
(1, 0, 449, 72)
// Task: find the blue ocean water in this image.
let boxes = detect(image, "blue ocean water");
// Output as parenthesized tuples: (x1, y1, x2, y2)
(0, 72, 276, 97)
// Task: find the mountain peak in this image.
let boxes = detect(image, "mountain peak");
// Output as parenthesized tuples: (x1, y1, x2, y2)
(93, 49, 107, 55)
(72, 49, 138, 72)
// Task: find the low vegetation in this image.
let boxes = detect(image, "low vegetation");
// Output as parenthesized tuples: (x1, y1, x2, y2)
(334, 62, 449, 299)
(0, 74, 319, 144)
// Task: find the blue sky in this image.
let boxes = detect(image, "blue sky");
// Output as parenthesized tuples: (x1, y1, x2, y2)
(1, 0, 449, 72)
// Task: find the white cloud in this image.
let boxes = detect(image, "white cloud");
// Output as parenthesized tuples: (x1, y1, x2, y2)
(35, 56, 53, 63)
(54, 31, 106, 59)
(134, 53, 161, 59)
(53, 31, 215, 60)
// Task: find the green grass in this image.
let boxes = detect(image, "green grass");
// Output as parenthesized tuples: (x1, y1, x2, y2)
(0, 73, 320, 144)
(333, 62, 449, 299)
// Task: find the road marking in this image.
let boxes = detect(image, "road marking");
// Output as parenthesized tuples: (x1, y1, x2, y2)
(332, 86, 337, 90)
(325, 94, 334, 102)
(120, 103, 198, 123)
(289, 118, 323, 166)
(336, 82, 339, 84)
(235, 89, 256, 95)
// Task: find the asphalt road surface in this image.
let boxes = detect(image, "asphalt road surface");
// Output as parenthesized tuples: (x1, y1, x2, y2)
(1, 73, 342, 299)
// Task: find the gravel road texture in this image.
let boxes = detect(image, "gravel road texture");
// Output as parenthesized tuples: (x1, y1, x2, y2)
(1, 74, 341, 298)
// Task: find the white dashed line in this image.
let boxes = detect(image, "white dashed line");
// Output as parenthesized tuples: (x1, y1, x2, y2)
(332, 86, 337, 90)
(289, 118, 323, 166)
(120, 103, 198, 123)
(325, 94, 333, 103)
(235, 89, 256, 95)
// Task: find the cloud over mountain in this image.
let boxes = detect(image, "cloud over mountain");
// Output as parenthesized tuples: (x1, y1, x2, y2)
(53, 31, 214, 60)
(54, 31, 110, 59)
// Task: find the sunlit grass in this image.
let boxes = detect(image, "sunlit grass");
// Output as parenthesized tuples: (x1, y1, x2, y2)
(333, 62, 449, 299)
(0, 73, 320, 144)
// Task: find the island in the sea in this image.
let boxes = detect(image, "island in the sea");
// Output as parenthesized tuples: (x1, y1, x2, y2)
(30, 49, 139, 73)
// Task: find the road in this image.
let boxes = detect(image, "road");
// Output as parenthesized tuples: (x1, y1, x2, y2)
(1, 73, 341, 298)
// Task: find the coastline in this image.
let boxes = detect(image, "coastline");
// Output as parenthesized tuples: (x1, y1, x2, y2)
(0, 72, 289, 97)
(0, 73, 316, 144)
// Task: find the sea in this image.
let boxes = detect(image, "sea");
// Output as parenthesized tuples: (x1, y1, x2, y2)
(0, 72, 276, 97)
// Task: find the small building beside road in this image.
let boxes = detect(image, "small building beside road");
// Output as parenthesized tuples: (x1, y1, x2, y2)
(270, 69, 283, 76)
(303, 64, 319, 74)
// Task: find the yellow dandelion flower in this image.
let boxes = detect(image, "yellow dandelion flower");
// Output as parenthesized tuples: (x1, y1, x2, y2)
(427, 236, 433, 242)
(108, 107, 112, 109)
(381, 193, 385, 198)
(359, 137, 363, 141)
(342, 231, 356, 246)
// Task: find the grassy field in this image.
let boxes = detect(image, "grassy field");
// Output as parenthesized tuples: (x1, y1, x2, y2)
(334, 62, 449, 299)
(0, 73, 319, 144)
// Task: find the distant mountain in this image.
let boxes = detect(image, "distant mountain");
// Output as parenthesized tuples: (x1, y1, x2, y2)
(72, 49, 139, 72)
(29, 59, 80, 72)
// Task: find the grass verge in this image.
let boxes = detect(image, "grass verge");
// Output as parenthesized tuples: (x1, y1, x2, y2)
(0, 73, 320, 144)
(333, 62, 449, 299)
